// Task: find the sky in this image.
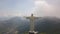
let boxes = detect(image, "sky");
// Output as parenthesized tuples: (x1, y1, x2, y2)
(0, 0, 60, 18)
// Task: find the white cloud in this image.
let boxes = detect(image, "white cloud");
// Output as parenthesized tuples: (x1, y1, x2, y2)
(32, 0, 60, 18)
(0, 0, 60, 18)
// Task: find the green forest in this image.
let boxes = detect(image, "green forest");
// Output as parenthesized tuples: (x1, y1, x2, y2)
(0, 17, 60, 34)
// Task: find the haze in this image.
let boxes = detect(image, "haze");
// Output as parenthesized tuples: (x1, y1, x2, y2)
(0, 0, 60, 18)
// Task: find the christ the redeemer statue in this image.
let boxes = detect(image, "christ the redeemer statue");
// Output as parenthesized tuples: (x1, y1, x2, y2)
(26, 14, 38, 34)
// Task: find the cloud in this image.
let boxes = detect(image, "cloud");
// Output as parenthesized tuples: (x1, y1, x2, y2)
(33, 0, 60, 18)
(0, 0, 60, 18)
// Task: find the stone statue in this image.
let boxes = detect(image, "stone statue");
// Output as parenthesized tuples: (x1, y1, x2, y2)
(26, 14, 39, 34)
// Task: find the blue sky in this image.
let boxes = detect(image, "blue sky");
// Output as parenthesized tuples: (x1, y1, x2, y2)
(0, 0, 34, 16)
(0, 0, 60, 18)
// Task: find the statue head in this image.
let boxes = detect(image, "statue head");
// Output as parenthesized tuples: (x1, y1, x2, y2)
(31, 14, 33, 16)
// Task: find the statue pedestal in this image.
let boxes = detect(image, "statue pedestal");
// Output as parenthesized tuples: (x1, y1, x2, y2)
(29, 31, 38, 34)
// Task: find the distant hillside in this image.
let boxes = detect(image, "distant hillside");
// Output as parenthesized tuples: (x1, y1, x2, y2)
(17, 17, 60, 34)
(35, 17, 60, 33)
(0, 17, 60, 34)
